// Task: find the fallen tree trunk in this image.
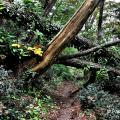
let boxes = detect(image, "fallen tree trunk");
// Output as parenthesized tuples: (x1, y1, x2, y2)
(32, 0, 100, 72)
(57, 59, 120, 75)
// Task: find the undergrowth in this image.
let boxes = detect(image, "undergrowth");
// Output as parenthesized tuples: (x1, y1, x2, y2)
(0, 66, 56, 120)
(79, 77, 120, 120)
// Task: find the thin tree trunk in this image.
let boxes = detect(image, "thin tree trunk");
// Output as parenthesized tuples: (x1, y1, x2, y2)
(97, 0, 105, 40)
(44, 0, 57, 16)
(84, 53, 98, 87)
(32, 0, 100, 73)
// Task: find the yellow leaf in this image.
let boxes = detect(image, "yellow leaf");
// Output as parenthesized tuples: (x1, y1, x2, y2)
(34, 48, 43, 56)
(27, 46, 43, 56)
(11, 44, 21, 48)
(27, 47, 35, 51)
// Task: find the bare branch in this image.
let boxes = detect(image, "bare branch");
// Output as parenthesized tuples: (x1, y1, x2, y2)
(59, 39, 120, 60)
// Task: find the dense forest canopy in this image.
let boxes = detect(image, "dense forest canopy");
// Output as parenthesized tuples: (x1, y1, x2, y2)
(0, 0, 120, 120)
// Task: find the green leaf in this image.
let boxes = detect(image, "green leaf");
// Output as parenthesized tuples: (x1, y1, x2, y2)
(24, 0, 33, 4)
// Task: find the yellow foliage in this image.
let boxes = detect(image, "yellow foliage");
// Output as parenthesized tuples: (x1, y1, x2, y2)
(34, 48, 43, 56)
(27, 47, 43, 56)
(11, 44, 43, 56)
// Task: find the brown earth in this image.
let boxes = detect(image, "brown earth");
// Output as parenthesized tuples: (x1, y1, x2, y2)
(48, 81, 87, 120)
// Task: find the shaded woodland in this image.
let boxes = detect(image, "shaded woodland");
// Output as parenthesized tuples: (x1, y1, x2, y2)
(0, 0, 120, 119)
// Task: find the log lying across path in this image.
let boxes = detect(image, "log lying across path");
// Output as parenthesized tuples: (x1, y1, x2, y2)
(57, 59, 120, 75)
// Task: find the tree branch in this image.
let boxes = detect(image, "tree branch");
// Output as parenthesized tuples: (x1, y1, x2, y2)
(59, 39, 120, 60)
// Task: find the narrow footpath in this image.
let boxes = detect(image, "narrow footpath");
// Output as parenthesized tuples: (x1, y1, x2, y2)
(48, 81, 84, 120)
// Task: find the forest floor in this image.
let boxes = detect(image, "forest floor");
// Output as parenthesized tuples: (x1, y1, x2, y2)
(47, 81, 95, 120)
(0, 80, 96, 120)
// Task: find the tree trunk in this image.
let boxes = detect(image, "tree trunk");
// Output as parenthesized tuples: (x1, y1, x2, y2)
(44, 0, 57, 16)
(32, 0, 101, 73)
(97, 0, 105, 40)
(57, 59, 120, 75)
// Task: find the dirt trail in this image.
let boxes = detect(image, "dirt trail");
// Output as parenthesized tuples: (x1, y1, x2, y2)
(48, 81, 82, 120)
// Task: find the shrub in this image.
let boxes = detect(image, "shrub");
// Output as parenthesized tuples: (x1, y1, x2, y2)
(0, 65, 15, 97)
(102, 76, 120, 95)
(79, 82, 120, 120)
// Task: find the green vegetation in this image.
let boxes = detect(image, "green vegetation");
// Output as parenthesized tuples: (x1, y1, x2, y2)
(0, 0, 120, 119)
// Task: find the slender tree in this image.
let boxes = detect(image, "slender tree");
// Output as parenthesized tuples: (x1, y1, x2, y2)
(44, 0, 57, 16)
